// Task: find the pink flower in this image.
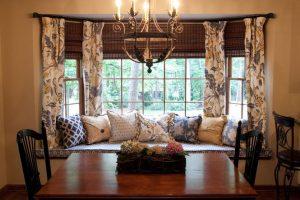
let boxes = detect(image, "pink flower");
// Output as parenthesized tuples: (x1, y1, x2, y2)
(166, 141, 184, 155)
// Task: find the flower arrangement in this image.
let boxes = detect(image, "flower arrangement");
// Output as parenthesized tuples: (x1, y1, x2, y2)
(120, 140, 148, 154)
(166, 140, 185, 155)
(117, 140, 187, 174)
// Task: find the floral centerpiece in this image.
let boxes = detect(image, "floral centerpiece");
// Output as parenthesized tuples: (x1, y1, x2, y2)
(117, 140, 187, 174)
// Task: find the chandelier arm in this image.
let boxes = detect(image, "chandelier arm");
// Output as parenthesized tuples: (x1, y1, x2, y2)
(113, 21, 126, 35)
(153, 16, 164, 33)
(122, 43, 140, 63)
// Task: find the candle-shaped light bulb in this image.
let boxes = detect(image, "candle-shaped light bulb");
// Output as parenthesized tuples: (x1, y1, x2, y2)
(173, 0, 179, 11)
(131, 0, 136, 13)
(143, 0, 149, 22)
(115, 0, 122, 20)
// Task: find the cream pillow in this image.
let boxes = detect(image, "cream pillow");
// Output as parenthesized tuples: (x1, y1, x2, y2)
(136, 113, 170, 143)
(198, 116, 227, 145)
(81, 115, 111, 144)
(107, 110, 138, 142)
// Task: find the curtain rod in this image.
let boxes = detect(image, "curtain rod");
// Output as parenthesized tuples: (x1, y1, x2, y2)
(32, 12, 275, 23)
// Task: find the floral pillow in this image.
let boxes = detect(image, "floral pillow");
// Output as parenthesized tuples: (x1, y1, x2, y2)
(222, 118, 249, 147)
(136, 113, 170, 143)
(107, 110, 138, 142)
(156, 113, 176, 133)
(169, 114, 202, 143)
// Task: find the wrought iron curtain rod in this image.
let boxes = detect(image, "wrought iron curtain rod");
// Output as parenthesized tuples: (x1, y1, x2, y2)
(32, 12, 275, 23)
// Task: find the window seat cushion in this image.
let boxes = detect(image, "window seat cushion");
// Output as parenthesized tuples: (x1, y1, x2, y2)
(36, 142, 272, 159)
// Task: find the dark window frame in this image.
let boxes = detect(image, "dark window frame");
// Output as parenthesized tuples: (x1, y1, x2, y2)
(225, 56, 247, 119)
(63, 53, 84, 116)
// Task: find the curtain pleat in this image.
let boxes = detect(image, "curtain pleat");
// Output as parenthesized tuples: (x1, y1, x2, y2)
(203, 21, 227, 117)
(244, 17, 267, 135)
(82, 21, 104, 116)
(41, 17, 65, 148)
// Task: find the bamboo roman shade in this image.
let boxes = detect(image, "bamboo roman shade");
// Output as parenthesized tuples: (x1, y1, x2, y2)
(65, 21, 245, 59)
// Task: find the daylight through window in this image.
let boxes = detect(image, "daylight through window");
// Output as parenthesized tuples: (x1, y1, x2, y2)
(102, 59, 205, 116)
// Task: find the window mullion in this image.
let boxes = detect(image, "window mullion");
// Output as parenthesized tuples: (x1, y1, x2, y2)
(163, 61, 166, 114)
(121, 59, 123, 114)
(184, 58, 187, 116)
(142, 63, 144, 114)
(225, 57, 232, 115)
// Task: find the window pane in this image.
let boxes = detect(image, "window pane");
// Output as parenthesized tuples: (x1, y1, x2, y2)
(65, 80, 79, 104)
(230, 80, 242, 104)
(144, 103, 164, 116)
(103, 60, 121, 78)
(232, 57, 245, 78)
(186, 58, 205, 78)
(64, 59, 77, 78)
(186, 79, 205, 102)
(123, 79, 142, 102)
(229, 103, 242, 119)
(122, 60, 142, 78)
(243, 104, 248, 119)
(102, 79, 121, 101)
(165, 59, 185, 78)
(186, 102, 203, 116)
(66, 104, 79, 116)
(102, 102, 121, 113)
(166, 103, 185, 115)
(144, 62, 163, 78)
(144, 80, 164, 102)
(123, 102, 142, 113)
(166, 80, 185, 101)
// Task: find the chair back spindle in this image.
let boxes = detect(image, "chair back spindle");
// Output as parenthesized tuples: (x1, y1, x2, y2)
(234, 121, 263, 186)
(17, 129, 51, 199)
(273, 112, 295, 161)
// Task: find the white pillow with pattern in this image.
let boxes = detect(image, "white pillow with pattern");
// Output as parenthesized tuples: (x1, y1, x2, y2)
(136, 112, 170, 143)
(107, 110, 138, 142)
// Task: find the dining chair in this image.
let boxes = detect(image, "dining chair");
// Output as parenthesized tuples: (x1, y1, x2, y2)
(273, 112, 300, 200)
(16, 126, 51, 200)
(233, 121, 263, 186)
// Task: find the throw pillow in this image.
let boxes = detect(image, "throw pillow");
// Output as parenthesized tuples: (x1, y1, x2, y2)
(169, 114, 202, 143)
(136, 113, 170, 143)
(57, 115, 86, 149)
(81, 115, 111, 144)
(156, 113, 176, 133)
(222, 118, 249, 147)
(107, 110, 138, 142)
(198, 116, 227, 145)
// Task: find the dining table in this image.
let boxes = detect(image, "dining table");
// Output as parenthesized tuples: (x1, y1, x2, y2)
(35, 152, 257, 199)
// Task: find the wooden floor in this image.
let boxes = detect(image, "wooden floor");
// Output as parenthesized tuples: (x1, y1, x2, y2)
(1, 188, 300, 200)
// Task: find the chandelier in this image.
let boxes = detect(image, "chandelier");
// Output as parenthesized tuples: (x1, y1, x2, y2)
(114, 0, 183, 73)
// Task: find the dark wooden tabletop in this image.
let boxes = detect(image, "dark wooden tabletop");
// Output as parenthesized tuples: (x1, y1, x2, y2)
(36, 152, 257, 199)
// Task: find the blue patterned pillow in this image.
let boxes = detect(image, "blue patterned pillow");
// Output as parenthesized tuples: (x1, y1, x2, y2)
(57, 115, 86, 149)
(222, 118, 248, 147)
(169, 114, 202, 143)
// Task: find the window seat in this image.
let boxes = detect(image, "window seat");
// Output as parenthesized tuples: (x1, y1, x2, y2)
(36, 142, 272, 159)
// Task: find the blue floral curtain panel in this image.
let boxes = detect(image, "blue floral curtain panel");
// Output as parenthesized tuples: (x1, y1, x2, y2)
(203, 21, 227, 117)
(82, 21, 104, 116)
(244, 17, 267, 135)
(41, 17, 65, 148)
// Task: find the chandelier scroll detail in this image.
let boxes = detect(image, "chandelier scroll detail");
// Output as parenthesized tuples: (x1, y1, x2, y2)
(114, 0, 183, 73)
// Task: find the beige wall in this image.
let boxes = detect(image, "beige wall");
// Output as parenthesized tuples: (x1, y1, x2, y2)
(0, 1, 8, 188)
(0, 0, 299, 185)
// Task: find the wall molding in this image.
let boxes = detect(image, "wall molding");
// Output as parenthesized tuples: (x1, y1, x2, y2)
(0, 184, 26, 196)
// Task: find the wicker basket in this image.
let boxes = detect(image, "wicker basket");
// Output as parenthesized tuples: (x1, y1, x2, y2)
(117, 152, 186, 174)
